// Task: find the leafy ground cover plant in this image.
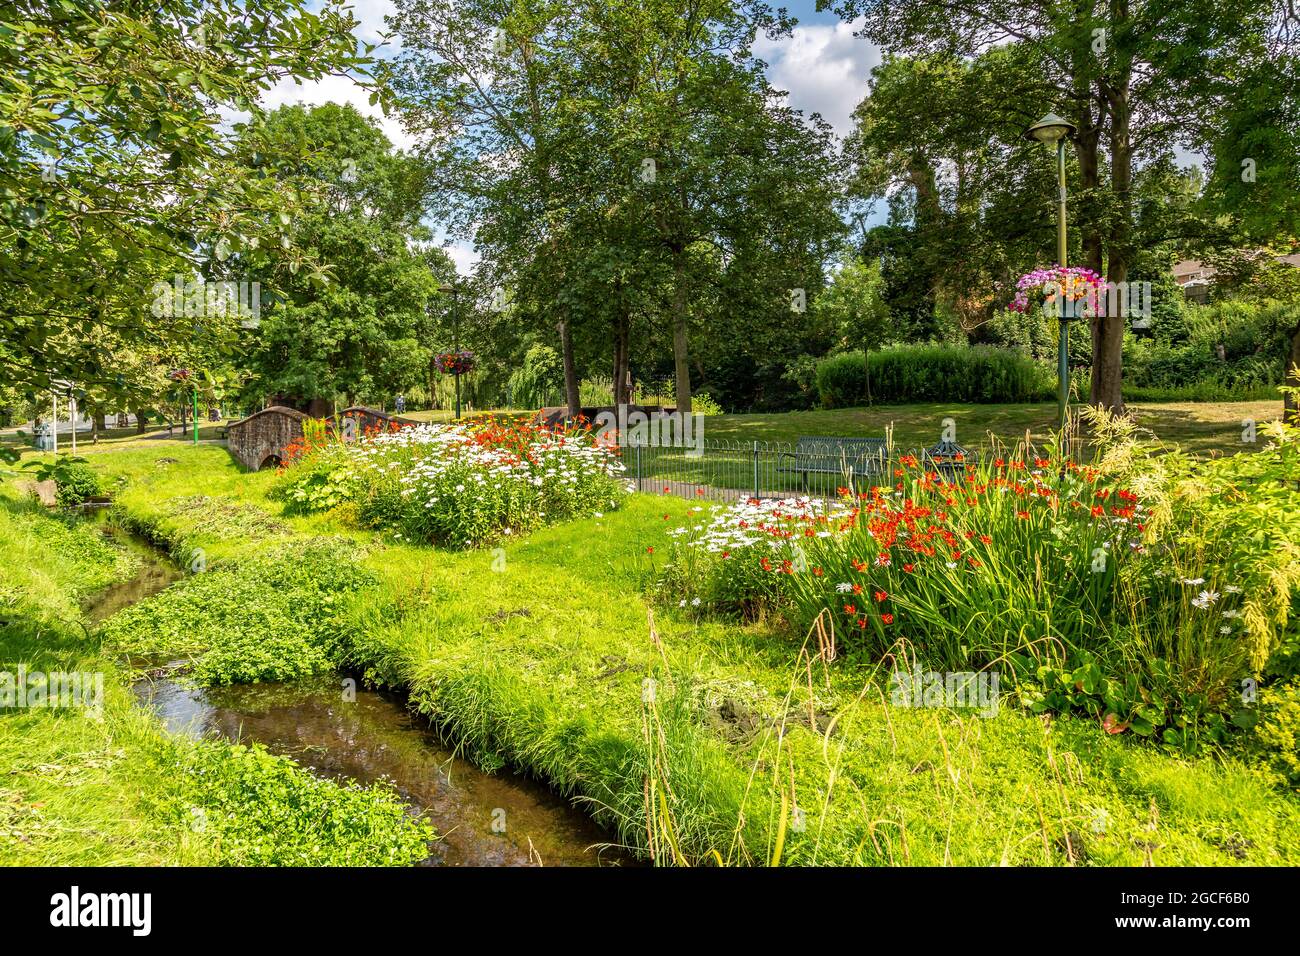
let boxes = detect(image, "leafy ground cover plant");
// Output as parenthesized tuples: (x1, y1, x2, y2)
(271, 415, 631, 547)
(171, 740, 435, 866)
(98, 538, 374, 684)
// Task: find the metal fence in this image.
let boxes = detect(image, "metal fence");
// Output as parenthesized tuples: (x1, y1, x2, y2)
(625, 438, 899, 503)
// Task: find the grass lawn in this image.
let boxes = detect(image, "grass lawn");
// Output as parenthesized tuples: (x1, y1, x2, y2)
(87, 444, 1300, 866)
(700, 400, 1281, 456)
(0, 480, 435, 866)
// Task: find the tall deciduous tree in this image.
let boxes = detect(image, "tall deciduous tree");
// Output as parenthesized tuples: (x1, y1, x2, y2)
(0, 0, 370, 406)
(825, 0, 1290, 413)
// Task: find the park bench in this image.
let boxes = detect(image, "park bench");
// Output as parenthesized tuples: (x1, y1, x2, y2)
(778, 436, 889, 492)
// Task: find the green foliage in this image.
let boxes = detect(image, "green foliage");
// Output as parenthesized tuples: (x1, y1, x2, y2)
(52, 461, 102, 507)
(1, 0, 370, 406)
(0, 484, 429, 866)
(507, 344, 563, 409)
(98, 539, 374, 685)
(812, 259, 890, 352)
(174, 740, 434, 866)
(1123, 299, 1295, 400)
(1246, 680, 1300, 789)
(815, 346, 1053, 407)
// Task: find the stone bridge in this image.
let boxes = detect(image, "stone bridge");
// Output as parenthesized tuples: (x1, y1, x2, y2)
(225, 405, 423, 471)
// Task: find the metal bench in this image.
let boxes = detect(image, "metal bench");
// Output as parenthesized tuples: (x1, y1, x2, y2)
(778, 436, 889, 492)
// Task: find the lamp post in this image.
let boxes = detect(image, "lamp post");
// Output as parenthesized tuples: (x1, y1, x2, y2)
(1024, 112, 1078, 432)
(437, 282, 461, 421)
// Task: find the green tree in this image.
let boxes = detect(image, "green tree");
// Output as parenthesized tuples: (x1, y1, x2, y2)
(0, 0, 370, 406)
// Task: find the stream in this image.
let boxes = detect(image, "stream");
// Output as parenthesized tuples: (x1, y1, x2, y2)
(86, 515, 630, 867)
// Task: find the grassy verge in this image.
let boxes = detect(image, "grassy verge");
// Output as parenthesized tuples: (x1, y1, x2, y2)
(92, 444, 1300, 866)
(0, 481, 433, 866)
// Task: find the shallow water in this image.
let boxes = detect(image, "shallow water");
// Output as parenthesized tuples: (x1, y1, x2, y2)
(83, 521, 184, 624)
(134, 674, 630, 867)
(98, 518, 630, 867)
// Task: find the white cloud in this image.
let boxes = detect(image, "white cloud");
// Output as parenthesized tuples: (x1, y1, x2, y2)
(444, 242, 480, 276)
(258, 72, 415, 151)
(753, 17, 881, 141)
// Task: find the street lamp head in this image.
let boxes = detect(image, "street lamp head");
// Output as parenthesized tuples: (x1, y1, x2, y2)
(1024, 113, 1077, 145)
(437, 283, 457, 293)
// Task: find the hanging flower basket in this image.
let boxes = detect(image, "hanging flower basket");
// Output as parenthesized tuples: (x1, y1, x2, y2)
(1009, 265, 1102, 318)
(435, 350, 476, 375)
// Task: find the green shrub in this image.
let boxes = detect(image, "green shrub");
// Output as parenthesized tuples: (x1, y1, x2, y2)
(1247, 680, 1300, 788)
(54, 461, 101, 506)
(815, 346, 1054, 407)
(1122, 299, 1295, 400)
(814, 352, 868, 408)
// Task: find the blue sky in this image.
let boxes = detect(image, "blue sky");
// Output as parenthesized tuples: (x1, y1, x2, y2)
(268, 2, 883, 272)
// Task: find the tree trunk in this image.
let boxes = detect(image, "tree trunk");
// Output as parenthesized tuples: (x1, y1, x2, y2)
(1092, 19, 1130, 416)
(134, 408, 147, 434)
(670, 254, 691, 414)
(558, 318, 580, 416)
(613, 310, 630, 407)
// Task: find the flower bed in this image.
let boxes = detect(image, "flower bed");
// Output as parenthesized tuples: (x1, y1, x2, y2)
(652, 410, 1300, 746)
(271, 417, 630, 547)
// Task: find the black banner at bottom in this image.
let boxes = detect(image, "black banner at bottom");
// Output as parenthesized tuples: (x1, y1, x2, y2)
(0, 866, 1281, 941)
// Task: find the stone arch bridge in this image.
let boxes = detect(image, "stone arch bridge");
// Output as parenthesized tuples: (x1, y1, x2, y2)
(225, 405, 422, 471)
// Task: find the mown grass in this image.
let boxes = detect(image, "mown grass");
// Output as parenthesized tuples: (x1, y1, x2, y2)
(699, 400, 1280, 457)
(92, 444, 1300, 866)
(0, 478, 433, 866)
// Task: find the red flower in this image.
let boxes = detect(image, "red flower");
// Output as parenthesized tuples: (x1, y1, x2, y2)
(1016, 510, 1029, 520)
(979, 535, 991, 545)
(874, 590, 888, 602)
(903, 563, 915, 573)
(843, 604, 857, 614)
(881, 613, 894, 625)
(646, 546, 654, 554)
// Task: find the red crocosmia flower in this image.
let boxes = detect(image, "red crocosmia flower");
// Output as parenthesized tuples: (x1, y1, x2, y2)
(663, 486, 670, 493)
(761, 558, 772, 571)
(857, 617, 868, 629)
(968, 558, 981, 568)
(1016, 510, 1029, 520)
(695, 488, 704, 495)
(881, 613, 894, 625)
(663, 514, 671, 520)
(851, 583, 862, 593)
(646, 547, 654, 554)
(1091, 505, 1105, 517)
(874, 590, 888, 602)
(722, 551, 731, 559)
(844, 604, 857, 615)
(979, 535, 991, 545)
(903, 563, 915, 573)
